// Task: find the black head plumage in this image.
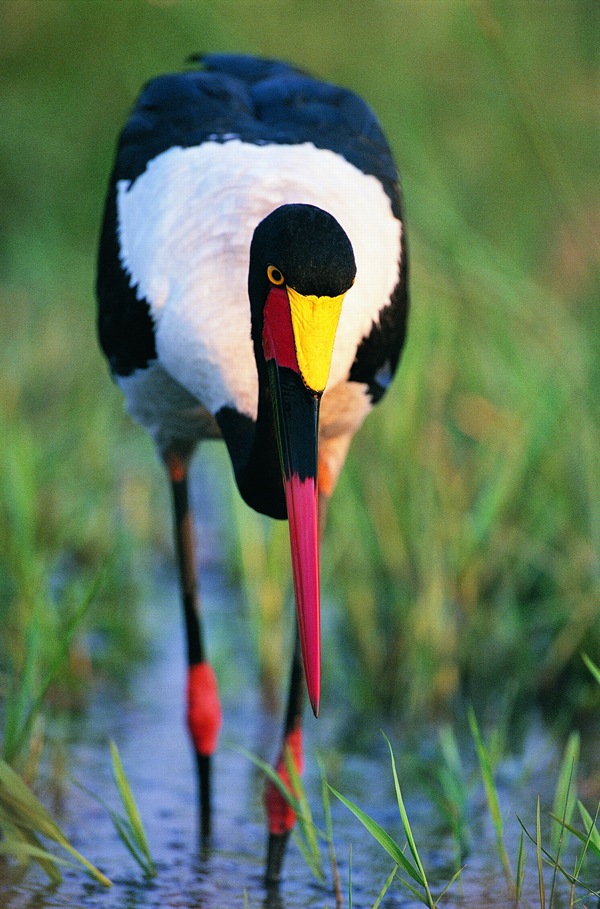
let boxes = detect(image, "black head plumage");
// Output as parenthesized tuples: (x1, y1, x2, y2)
(248, 203, 356, 304)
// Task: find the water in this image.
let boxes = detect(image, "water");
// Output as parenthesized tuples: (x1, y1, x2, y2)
(3, 578, 597, 909)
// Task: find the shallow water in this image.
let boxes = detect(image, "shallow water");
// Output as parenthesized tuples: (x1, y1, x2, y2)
(2, 463, 598, 908)
(3, 575, 598, 909)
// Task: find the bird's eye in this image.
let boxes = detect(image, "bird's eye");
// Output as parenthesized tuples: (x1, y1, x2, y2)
(267, 265, 285, 286)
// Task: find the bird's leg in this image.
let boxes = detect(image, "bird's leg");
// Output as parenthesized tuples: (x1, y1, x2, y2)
(264, 627, 305, 885)
(264, 490, 331, 886)
(165, 450, 222, 842)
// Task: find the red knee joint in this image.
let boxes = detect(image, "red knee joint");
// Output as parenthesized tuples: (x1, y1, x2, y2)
(186, 662, 222, 756)
(165, 451, 188, 484)
(264, 727, 304, 835)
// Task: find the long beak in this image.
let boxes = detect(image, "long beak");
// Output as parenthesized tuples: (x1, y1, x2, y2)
(267, 360, 321, 716)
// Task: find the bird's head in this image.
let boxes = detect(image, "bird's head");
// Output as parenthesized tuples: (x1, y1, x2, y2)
(248, 204, 356, 391)
(248, 204, 356, 716)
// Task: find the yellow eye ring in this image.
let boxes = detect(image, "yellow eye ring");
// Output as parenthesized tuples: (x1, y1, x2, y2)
(267, 265, 285, 286)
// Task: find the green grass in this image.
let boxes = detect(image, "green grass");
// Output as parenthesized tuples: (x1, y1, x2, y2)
(330, 734, 464, 907)
(0, 758, 111, 887)
(549, 731, 579, 856)
(2, 564, 107, 769)
(244, 735, 463, 907)
(243, 716, 599, 907)
(468, 705, 513, 888)
(433, 725, 471, 869)
(106, 740, 156, 879)
(75, 740, 157, 879)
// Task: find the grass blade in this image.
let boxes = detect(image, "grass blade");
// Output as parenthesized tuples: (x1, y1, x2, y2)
(435, 866, 466, 905)
(536, 797, 545, 909)
(0, 838, 74, 867)
(0, 815, 64, 885)
(582, 653, 600, 686)
(383, 733, 432, 895)
(576, 800, 600, 858)
(514, 829, 526, 907)
(317, 757, 342, 907)
(467, 706, 513, 887)
(109, 741, 155, 875)
(328, 784, 424, 887)
(372, 864, 398, 909)
(396, 874, 432, 904)
(548, 813, 600, 862)
(237, 746, 302, 817)
(239, 744, 326, 881)
(436, 725, 471, 863)
(74, 744, 155, 879)
(5, 562, 109, 766)
(516, 814, 600, 897)
(284, 745, 322, 880)
(550, 731, 579, 854)
(0, 759, 111, 886)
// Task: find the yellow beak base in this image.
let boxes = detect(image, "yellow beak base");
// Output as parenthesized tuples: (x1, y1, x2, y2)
(286, 286, 345, 394)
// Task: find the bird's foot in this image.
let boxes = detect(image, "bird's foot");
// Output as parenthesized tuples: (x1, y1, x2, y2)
(265, 830, 292, 887)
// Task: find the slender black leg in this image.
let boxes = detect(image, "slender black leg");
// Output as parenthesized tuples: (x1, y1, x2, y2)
(264, 628, 305, 885)
(166, 451, 222, 843)
(169, 461, 205, 665)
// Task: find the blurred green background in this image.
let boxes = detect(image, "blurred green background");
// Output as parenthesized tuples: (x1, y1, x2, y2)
(1, 0, 598, 747)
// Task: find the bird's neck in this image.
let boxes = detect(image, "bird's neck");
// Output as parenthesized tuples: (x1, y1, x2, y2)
(216, 381, 286, 520)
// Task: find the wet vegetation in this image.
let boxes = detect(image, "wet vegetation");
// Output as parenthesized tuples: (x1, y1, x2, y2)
(0, 0, 598, 905)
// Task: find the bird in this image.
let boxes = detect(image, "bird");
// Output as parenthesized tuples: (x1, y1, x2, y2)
(96, 53, 408, 885)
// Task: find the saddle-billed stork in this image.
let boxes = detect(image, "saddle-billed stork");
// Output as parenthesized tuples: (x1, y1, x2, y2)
(97, 53, 408, 883)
